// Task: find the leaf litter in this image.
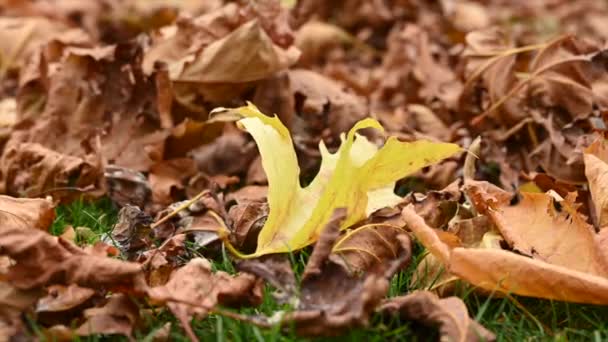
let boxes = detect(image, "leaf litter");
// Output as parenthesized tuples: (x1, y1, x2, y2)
(1, 0, 608, 340)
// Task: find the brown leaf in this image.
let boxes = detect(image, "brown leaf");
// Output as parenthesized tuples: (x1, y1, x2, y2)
(0, 195, 54, 231)
(0, 226, 146, 291)
(461, 27, 519, 125)
(228, 201, 268, 253)
(294, 21, 352, 66)
(406, 104, 450, 142)
(330, 221, 405, 274)
(36, 284, 96, 325)
(237, 254, 297, 304)
(108, 205, 153, 256)
(190, 128, 257, 177)
(450, 248, 608, 304)
(178, 20, 299, 83)
(402, 205, 450, 265)
(252, 72, 294, 129)
(141, 3, 242, 77)
(149, 158, 198, 205)
(527, 37, 595, 119)
(0, 256, 42, 341)
(76, 294, 139, 338)
(36, 284, 95, 311)
(282, 209, 412, 336)
(584, 138, 608, 228)
(148, 258, 262, 341)
(225, 185, 268, 204)
(402, 194, 608, 304)
(139, 234, 187, 287)
(105, 165, 152, 209)
(486, 191, 608, 276)
(445, 1, 490, 33)
(0, 143, 103, 200)
(379, 291, 495, 342)
(0, 17, 70, 74)
(290, 69, 368, 142)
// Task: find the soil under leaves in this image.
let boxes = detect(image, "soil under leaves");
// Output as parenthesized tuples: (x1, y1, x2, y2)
(1, 0, 608, 341)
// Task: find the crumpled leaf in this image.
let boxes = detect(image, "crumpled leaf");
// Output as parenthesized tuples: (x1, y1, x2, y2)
(283, 213, 411, 336)
(149, 158, 198, 205)
(36, 284, 96, 325)
(460, 27, 519, 125)
(0, 143, 103, 200)
(474, 188, 608, 276)
(1, 256, 41, 341)
(294, 21, 353, 66)
(290, 69, 369, 144)
(213, 103, 461, 257)
(106, 205, 153, 256)
(177, 20, 299, 83)
(239, 208, 413, 336)
(138, 234, 187, 287)
(75, 294, 139, 338)
(0, 17, 70, 74)
(0, 195, 55, 231)
(104, 165, 152, 209)
(402, 181, 608, 304)
(378, 291, 495, 342)
(237, 254, 296, 304)
(148, 257, 263, 342)
(0, 226, 146, 291)
(36, 284, 96, 314)
(584, 138, 608, 228)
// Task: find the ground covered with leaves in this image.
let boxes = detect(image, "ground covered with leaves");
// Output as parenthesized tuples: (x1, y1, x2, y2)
(1, 0, 608, 341)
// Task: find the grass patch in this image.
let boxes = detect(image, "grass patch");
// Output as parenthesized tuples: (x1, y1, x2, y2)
(51, 200, 608, 341)
(50, 197, 118, 242)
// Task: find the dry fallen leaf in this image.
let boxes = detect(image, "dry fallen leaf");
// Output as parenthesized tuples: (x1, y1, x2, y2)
(0, 226, 146, 291)
(584, 138, 608, 228)
(379, 291, 495, 342)
(75, 293, 139, 338)
(36, 284, 96, 325)
(0, 195, 54, 231)
(402, 181, 608, 304)
(241, 209, 413, 336)
(148, 257, 262, 341)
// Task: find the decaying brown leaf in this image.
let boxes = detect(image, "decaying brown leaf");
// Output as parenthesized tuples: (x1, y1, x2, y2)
(36, 284, 96, 325)
(235, 209, 412, 336)
(0, 143, 103, 200)
(148, 257, 262, 342)
(402, 180, 608, 304)
(75, 294, 139, 338)
(0, 226, 146, 291)
(0, 195, 54, 230)
(107, 205, 153, 256)
(149, 158, 198, 205)
(379, 291, 495, 342)
(584, 138, 608, 228)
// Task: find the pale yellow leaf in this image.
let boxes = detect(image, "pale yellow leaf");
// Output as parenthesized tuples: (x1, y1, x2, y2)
(213, 103, 461, 258)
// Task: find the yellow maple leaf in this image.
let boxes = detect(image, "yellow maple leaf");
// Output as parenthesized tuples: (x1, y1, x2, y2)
(214, 103, 461, 258)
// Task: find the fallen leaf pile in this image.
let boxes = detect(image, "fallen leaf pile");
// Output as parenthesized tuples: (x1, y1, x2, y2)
(1, 0, 608, 340)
